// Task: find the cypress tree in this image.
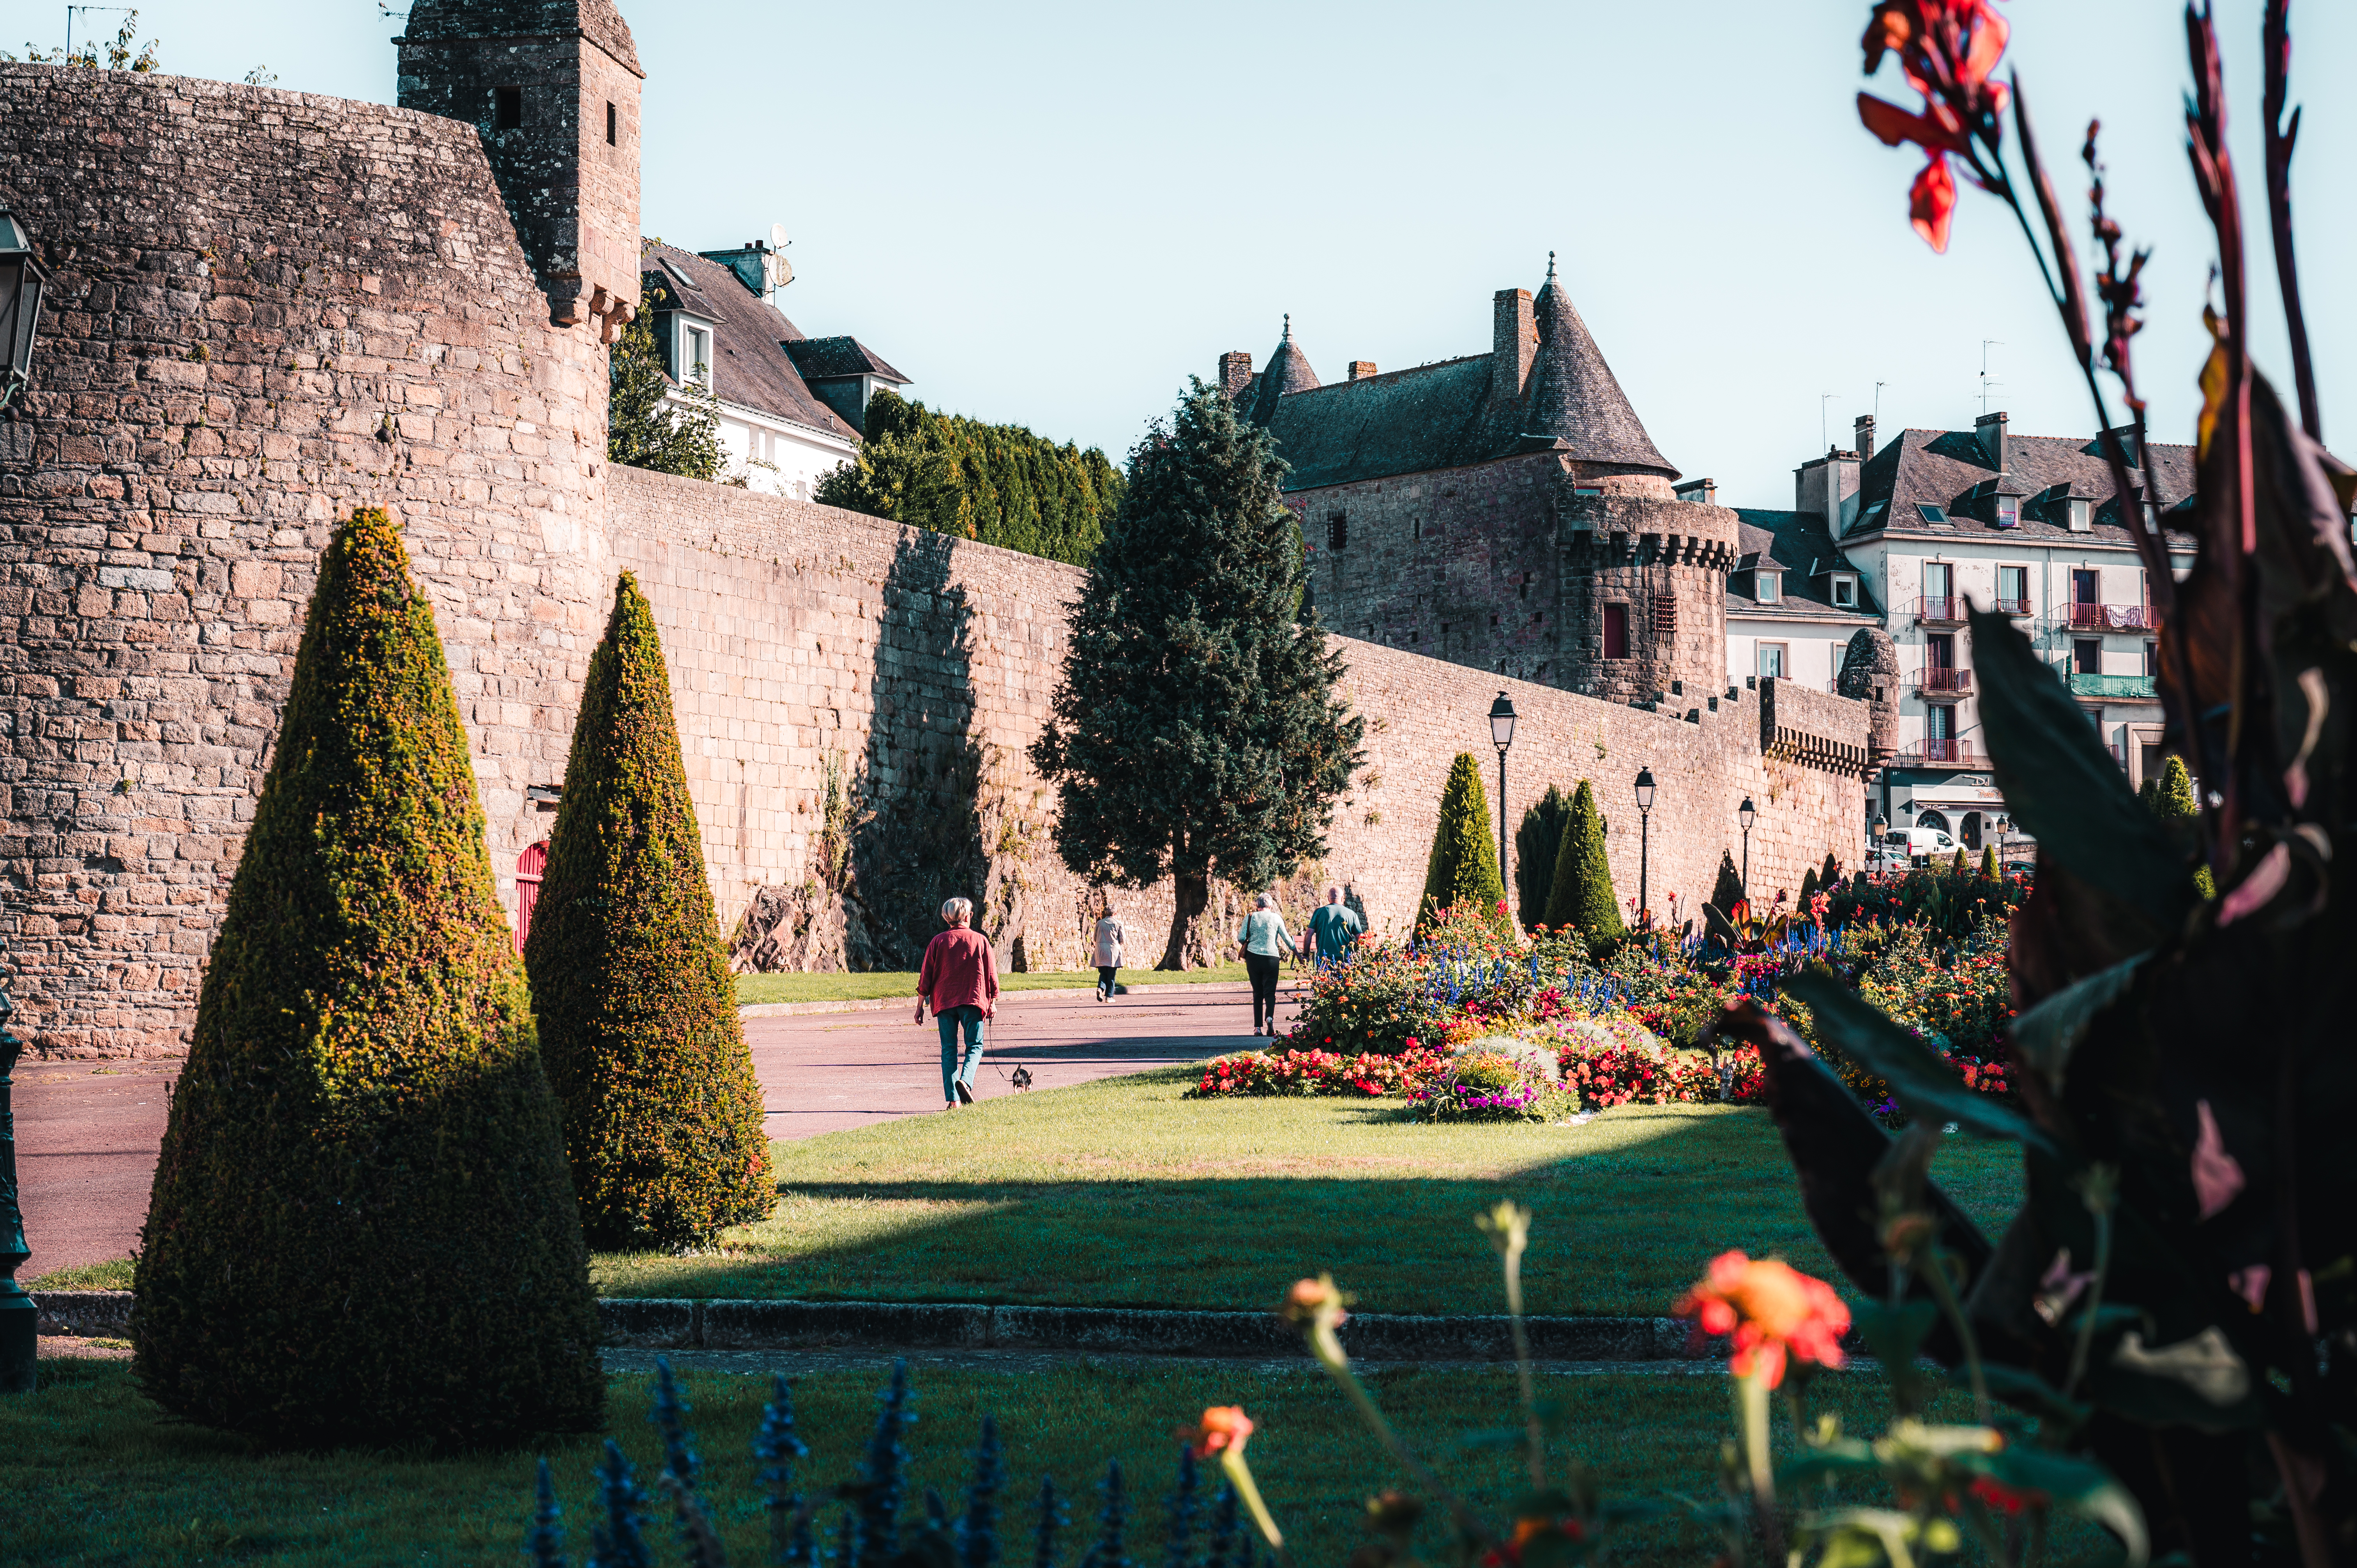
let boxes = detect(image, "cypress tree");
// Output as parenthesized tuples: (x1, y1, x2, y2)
(1818, 851, 1842, 889)
(1032, 382, 1363, 968)
(2144, 754, 2214, 897)
(1543, 780, 1622, 941)
(1799, 866, 1820, 904)
(134, 508, 602, 1448)
(1513, 784, 1572, 929)
(1417, 754, 1510, 935)
(1979, 844, 1999, 879)
(527, 575, 774, 1248)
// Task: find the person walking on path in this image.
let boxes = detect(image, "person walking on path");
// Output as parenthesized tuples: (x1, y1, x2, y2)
(1092, 902, 1126, 1002)
(1237, 891, 1294, 1037)
(1303, 885, 1363, 969)
(915, 897, 999, 1109)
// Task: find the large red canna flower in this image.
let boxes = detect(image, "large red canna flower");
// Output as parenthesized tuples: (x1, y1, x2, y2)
(1674, 1250, 1851, 1388)
(1857, 0, 2012, 252)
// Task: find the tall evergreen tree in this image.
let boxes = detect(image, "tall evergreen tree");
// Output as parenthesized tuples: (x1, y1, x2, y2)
(527, 575, 774, 1248)
(134, 508, 603, 1448)
(1543, 780, 1623, 941)
(1417, 754, 1510, 935)
(608, 281, 723, 481)
(1032, 382, 1363, 968)
(1709, 850, 1746, 912)
(1513, 785, 1572, 931)
(819, 388, 1125, 567)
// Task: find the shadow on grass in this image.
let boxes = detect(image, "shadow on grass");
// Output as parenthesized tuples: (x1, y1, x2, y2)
(587, 1103, 2036, 1315)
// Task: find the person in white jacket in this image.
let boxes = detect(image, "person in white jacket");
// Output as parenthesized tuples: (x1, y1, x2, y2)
(1092, 905, 1126, 1001)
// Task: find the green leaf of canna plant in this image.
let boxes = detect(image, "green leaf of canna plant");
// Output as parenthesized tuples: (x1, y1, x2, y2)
(1970, 607, 2196, 922)
(1786, 973, 2055, 1152)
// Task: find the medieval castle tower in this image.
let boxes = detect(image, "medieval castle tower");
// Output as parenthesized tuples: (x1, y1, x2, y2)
(1223, 258, 1740, 708)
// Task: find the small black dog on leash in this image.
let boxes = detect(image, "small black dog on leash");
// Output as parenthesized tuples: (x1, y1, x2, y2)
(1008, 1066, 1034, 1091)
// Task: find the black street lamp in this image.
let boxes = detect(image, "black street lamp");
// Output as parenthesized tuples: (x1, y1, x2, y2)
(1995, 813, 2011, 874)
(1871, 810, 1889, 870)
(1633, 765, 1657, 926)
(1737, 795, 1757, 902)
(0, 925, 33, 1393)
(1488, 692, 1517, 915)
(0, 210, 49, 412)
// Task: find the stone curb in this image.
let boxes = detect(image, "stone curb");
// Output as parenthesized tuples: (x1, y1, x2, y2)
(32, 1292, 1715, 1361)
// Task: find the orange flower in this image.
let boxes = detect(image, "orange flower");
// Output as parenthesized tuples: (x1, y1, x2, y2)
(1282, 1275, 1349, 1326)
(1673, 1250, 1851, 1388)
(1180, 1405, 1254, 1459)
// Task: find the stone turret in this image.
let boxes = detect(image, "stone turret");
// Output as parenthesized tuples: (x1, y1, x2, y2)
(1246, 315, 1319, 425)
(398, 0, 643, 341)
(1838, 626, 1901, 762)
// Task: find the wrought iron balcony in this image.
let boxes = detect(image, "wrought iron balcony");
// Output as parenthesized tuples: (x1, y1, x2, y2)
(1898, 738, 1980, 766)
(2065, 603, 2158, 631)
(2068, 671, 2159, 699)
(1915, 667, 1972, 694)
(1914, 595, 1965, 625)
(1991, 597, 2033, 617)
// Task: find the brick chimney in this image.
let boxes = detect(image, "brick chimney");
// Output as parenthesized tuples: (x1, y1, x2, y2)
(1348, 360, 1378, 381)
(1219, 351, 1253, 401)
(1975, 410, 2008, 472)
(1493, 288, 1536, 400)
(1854, 414, 1876, 462)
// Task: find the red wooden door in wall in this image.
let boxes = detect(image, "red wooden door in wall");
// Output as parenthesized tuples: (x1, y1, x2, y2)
(515, 841, 548, 953)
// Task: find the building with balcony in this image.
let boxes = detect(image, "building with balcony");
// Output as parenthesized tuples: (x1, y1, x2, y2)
(1738, 410, 2196, 854)
(1722, 504, 1882, 690)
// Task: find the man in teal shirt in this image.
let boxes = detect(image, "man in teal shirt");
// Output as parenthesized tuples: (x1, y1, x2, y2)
(1305, 885, 1363, 968)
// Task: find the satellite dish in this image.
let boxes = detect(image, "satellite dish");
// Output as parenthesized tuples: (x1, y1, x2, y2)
(770, 254, 794, 291)
(769, 222, 789, 251)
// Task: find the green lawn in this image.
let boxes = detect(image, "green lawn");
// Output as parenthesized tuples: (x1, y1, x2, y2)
(8, 1357, 2109, 1568)
(592, 1068, 2026, 1314)
(737, 960, 1262, 1007)
(26, 1258, 135, 1292)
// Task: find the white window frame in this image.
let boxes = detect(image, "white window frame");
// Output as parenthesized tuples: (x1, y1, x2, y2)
(1758, 642, 1789, 679)
(2067, 497, 2092, 532)
(1754, 570, 1782, 604)
(1995, 496, 2020, 527)
(674, 314, 715, 390)
(1830, 573, 1857, 607)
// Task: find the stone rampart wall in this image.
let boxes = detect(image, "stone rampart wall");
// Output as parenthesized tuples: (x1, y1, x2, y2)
(0, 64, 613, 1056)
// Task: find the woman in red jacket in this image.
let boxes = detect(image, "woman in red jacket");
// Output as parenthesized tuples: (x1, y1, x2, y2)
(915, 897, 999, 1109)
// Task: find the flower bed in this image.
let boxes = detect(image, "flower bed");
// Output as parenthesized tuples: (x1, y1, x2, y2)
(1192, 1045, 1447, 1098)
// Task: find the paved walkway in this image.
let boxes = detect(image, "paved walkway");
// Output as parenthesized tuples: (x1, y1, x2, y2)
(15, 976, 1304, 1276)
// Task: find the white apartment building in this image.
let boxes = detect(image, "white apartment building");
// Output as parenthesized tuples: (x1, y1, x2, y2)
(1731, 412, 2195, 855)
(641, 240, 910, 500)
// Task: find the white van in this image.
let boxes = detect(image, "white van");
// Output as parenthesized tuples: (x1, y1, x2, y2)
(1898, 825, 1959, 860)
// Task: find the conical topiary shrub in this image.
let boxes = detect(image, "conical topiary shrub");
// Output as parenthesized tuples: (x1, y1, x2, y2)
(1416, 753, 1509, 935)
(1543, 780, 1623, 943)
(527, 574, 773, 1248)
(134, 507, 603, 1448)
(1512, 784, 1571, 931)
(1709, 849, 1746, 912)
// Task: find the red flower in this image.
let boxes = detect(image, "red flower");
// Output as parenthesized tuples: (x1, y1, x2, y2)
(1969, 1475, 2045, 1517)
(1675, 1251, 1851, 1388)
(1180, 1406, 1255, 1459)
(1857, 0, 2011, 253)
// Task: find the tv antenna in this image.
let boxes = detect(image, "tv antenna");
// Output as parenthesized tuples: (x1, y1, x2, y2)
(1875, 381, 1887, 421)
(1822, 392, 1838, 454)
(65, 5, 129, 60)
(1980, 340, 2004, 415)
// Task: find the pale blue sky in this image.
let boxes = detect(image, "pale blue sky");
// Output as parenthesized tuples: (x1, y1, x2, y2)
(13, 0, 2350, 507)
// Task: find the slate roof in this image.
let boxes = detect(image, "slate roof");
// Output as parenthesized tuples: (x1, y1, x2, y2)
(642, 243, 858, 441)
(1236, 268, 1675, 492)
(403, 0, 643, 75)
(1727, 510, 1882, 623)
(784, 336, 911, 386)
(1847, 426, 2198, 545)
(1522, 269, 1673, 471)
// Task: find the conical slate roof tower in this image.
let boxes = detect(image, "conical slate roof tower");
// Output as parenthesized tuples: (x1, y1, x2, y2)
(1248, 315, 1320, 427)
(1522, 254, 1673, 473)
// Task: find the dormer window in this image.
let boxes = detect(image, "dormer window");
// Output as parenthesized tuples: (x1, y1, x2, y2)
(1755, 570, 1782, 604)
(673, 315, 714, 390)
(1831, 574, 1858, 607)
(2067, 497, 2092, 532)
(1919, 503, 1949, 525)
(1994, 496, 2020, 528)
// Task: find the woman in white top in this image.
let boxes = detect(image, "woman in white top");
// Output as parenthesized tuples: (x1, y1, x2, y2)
(1092, 905, 1125, 1001)
(1236, 891, 1295, 1037)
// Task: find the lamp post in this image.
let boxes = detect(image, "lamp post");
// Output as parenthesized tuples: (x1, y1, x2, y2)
(1871, 811, 1889, 872)
(1633, 765, 1657, 927)
(1488, 692, 1517, 916)
(1737, 795, 1756, 902)
(0, 924, 34, 1393)
(0, 210, 50, 413)
(1995, 813, 2011, 876)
